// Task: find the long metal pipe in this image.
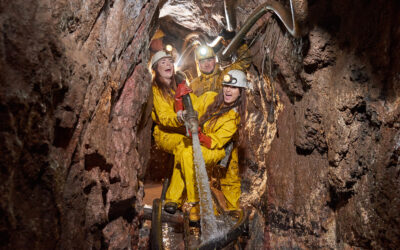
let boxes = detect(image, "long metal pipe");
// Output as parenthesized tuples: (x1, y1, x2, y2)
(221, 0, 302, 60)
(176, 32, 206, 67)
(182, 32, 207, 49)
(176, 44, 197, 68)
(224, 0, 237, 32)
(206, 36, 223, 48)
(160, 178, 169, 201)
(150, 199, 163, 250)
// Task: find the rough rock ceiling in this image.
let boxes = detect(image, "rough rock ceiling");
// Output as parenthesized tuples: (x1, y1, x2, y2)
(160, 0, 225, 35)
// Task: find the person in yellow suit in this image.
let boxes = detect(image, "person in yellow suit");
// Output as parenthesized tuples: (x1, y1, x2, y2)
(166, 70, 249, 222)
(187, 43, 251, 215)
(150, 49, 195, 179)
(190, 44, 251, 96)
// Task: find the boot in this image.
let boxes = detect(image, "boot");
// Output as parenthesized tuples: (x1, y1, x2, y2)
(164, 202, 178, 214)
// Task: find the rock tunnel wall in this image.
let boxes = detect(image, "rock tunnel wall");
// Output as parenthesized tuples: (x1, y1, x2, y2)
(240, 0, 400, 249)
(0, 0, 399, 249)
(0, 0, 159, 249)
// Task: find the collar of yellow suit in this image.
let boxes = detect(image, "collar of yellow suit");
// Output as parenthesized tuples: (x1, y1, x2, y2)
(199, 64, 221, 81)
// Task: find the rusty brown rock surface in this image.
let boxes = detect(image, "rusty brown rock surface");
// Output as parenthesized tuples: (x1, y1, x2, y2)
(160, 0, 225, 35)
(241, 0, 400, 249)
(0, 0, 158, 249)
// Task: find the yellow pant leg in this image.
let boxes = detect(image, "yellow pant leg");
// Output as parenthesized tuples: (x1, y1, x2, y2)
(154, 126, 186, 205)
(219, 147, 241, 210)
(165, 156, 185, 206)
(175, 142, 225, 204)
(153, 125, 185, 154)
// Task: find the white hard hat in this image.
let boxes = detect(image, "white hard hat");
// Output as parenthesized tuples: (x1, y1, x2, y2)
(222, 70, 248, 88)
(151, 50, 172, 68)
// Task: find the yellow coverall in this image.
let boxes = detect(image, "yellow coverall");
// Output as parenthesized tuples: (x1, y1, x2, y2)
(181, 44, 250, 210)
(165, 92, 241, 210)
(151, 86, 198, 156)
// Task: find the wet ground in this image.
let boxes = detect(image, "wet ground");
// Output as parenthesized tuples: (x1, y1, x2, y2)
(142, 181, 243, 249)
(142, 182, 186, 250)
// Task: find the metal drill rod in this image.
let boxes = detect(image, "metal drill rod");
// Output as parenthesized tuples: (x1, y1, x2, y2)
(221, 0, 302, 60)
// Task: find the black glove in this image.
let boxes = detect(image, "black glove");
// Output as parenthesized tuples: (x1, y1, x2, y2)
(174, 71, 187, 85)
(220, 28, 236, 40)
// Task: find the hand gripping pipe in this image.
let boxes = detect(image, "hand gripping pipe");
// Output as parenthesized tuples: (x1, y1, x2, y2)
(221, 0, 303, 60)
(182, 95, 199, 134)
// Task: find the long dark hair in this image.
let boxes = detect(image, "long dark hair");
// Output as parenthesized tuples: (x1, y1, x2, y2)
(199, 88, 247, 145)
(152, 63, 176, 100)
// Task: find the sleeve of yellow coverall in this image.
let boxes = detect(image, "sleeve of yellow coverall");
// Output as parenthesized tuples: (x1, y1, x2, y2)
(152, 87, 182, 127)
(204, 111, 239, 150)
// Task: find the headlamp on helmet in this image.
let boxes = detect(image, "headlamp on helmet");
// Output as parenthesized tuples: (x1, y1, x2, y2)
(165, 44, 173, 54)
(222, 70, 248, 88)
(195, 45, 215, 61)
(199, 47, 207, 56)
(223, 74, 232, 83)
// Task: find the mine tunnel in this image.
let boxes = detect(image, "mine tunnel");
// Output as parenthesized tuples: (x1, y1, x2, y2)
(0, 0, 399, 249)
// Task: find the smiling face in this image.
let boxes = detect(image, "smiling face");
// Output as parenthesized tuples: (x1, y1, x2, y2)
(156, 57, 174, 81)
(223, 85, 241, 105)
(199, 58, 216, 74)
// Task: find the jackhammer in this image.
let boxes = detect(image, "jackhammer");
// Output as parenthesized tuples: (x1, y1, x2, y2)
(181, 94, 198, 135)
(174, 71, 199, 136)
